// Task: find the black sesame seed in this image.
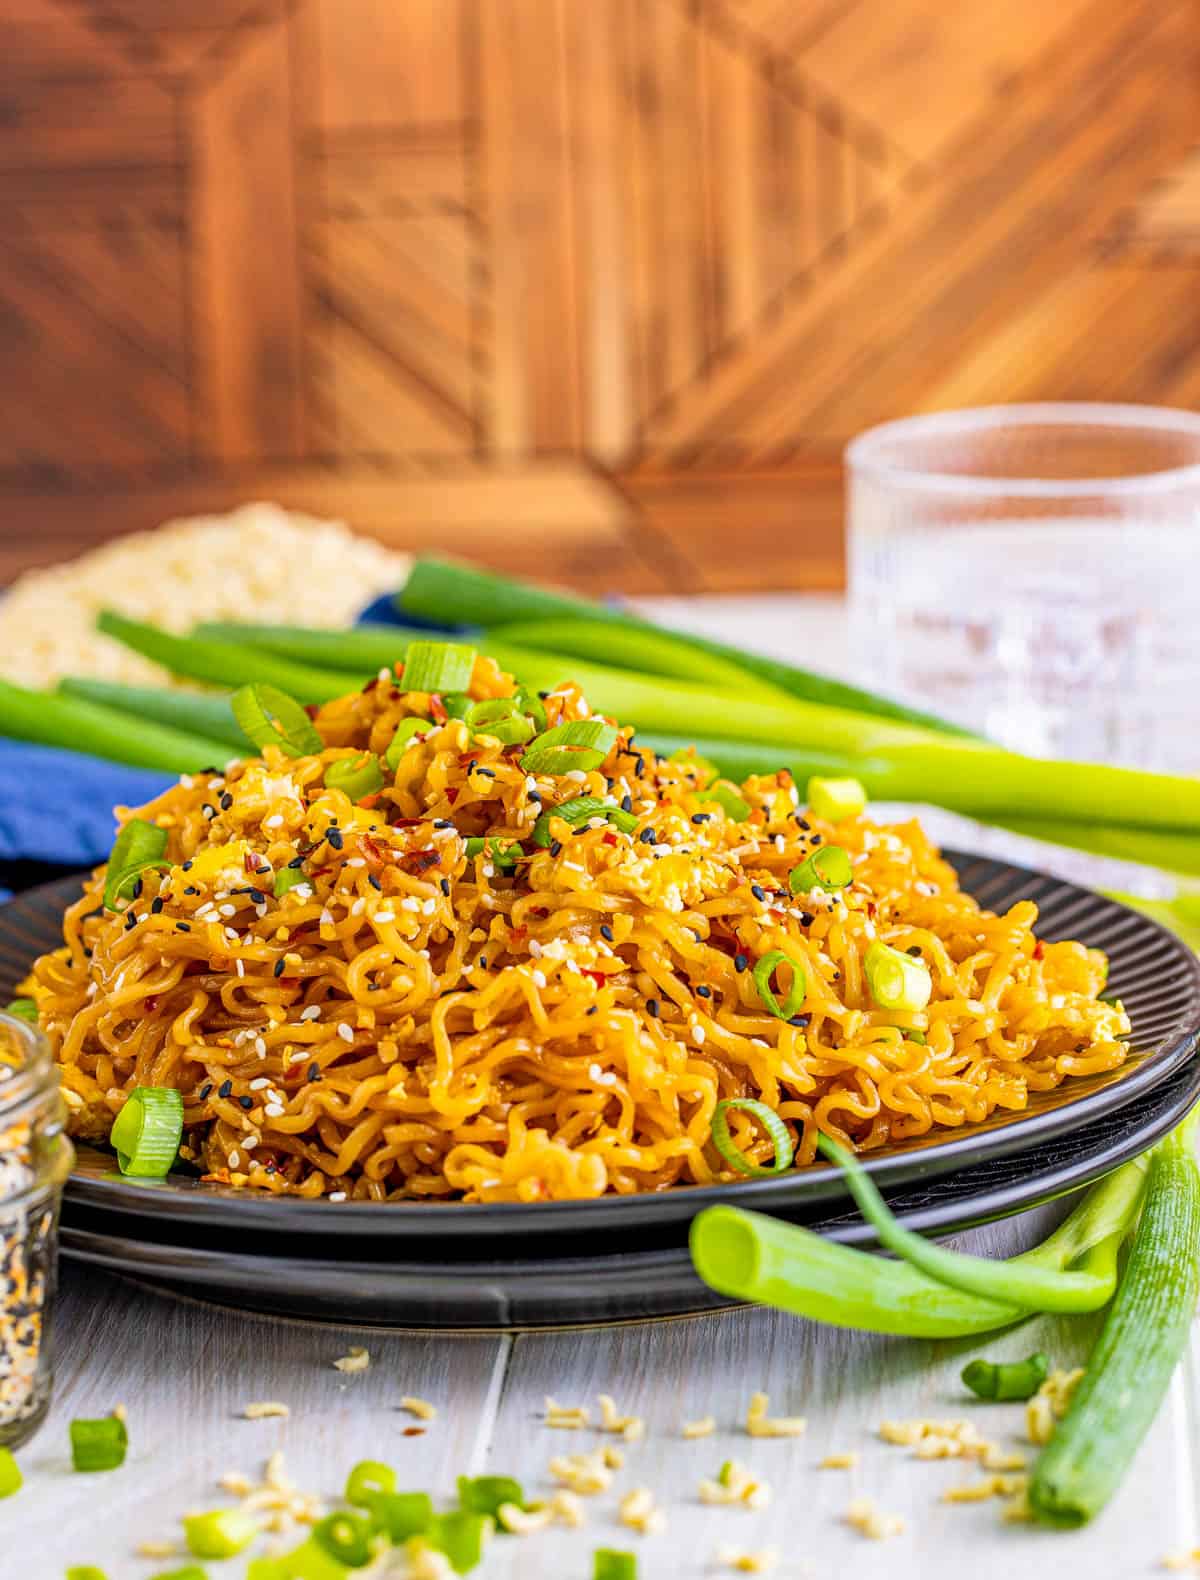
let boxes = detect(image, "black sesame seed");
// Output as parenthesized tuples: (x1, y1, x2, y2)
(528, 790, 542, 804)
(573, 825, 591, 837)
(620, 793, 633, 813)
(646, 998, 660, 1018)
(219, 793, 233, 810)
(600, 924, 614, 942)
(175, 921, 191, 932)
(799, 912, 815, 928)
(239, 1094, 253, 1110)
(438, 878, 449, 896)
(199, 1083, 213, 1100)
(327, 828, 344, 851)
(307, 1063, 321, 1082)
(368, 873, 382, 890)
(537, 690, 549, 700)
(639, 828, 656, 845)
(132, 877, 143, 899)
(734, 953, 748, 972)
(691, 813, 711, 824)
(124, 912, 138, 930)
(433, 819, 454, 829)
(199, 767, 218, 776)
(182, 861, 193, 871)
(751, 884, 766, 902)
(634, 755, 645, 776)
(696, 984, 712, 999)
(811, 833, 822, 845)
(789, 1013, 812, 1027)
(907, 945, 923, 956)
(478, 957, 487, 970)
(151, 897, 164, 914)
(474, 767, 496, 779)
(249, 888, 267, 905)
(273, 959, 286, 977)
(549, 839, 563, 857)
(586, 1005, 598, 1016)
(184, 885, 199, 895)
(218, 1079, 233, 1098)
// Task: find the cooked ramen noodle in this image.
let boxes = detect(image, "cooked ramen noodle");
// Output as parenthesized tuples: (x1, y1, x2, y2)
(24, 658, 1130, 1201)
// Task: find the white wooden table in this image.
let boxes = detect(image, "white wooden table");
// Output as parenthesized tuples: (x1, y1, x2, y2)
(7, 597, 1194, 1577)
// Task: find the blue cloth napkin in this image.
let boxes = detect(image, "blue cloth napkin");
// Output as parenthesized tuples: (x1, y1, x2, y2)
(0, 741, 171, 900)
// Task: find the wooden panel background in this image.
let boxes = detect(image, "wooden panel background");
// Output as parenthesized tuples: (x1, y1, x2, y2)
(0, 0, 1197, 592)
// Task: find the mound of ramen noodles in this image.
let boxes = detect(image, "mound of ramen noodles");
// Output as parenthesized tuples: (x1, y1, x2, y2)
(23, 653, 1130, 1201)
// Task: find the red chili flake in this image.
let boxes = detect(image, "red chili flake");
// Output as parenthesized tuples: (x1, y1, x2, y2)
(530, 908, 549, 919)
(390, 818, 424, 829)
(360, 835, 386, 863)
(362, 677, 380, 693)
(359, 793, 380, 810)
(601, 831, 618, 846)
(144, 995, 159, 1013)
(1033, 939, 1045, 961)
(445, 788, 459, 805)
(403, 1427, 426, 1437)
(390, 688, 401, 700)
(400, 849, 441, 875)
(304, 703, 319, 720)
(430, 694, 448, 724)
(509, 925, 527, 940)
(582, 969, 608, 988)
(280, 977, 299, 988)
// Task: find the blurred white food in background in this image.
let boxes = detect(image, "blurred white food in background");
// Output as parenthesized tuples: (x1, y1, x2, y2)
(0, 502, 411, 689)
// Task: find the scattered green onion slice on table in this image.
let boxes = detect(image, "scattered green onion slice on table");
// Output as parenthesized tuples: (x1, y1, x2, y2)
(65, 1569, 109, 1580)
(385, 716, 429, 770)
(962, 1351, 1049, 1401)
(695, 781, 751, 821)
(230, 682, 323, 759)
(711, 1098, 795, 1178)
(109, 1086, 184, 1178)
(148, 1569, 208, 1580)
(531, 797, 636, 847)
(102, 818, 170, 911)
(274, 865, 310, 900)
(0, 1447, 21, 1497)
(751, 950, 807, 1020)
(463, 836, 522, 871)
(311, 1510, 374, 1567)
(465, 697, 535, 746)
(345, 1459, 397, 1507)
(807, 775, 868, 822)
(325, 753, 385, 802)
(401, 640, 477, 694)
(789, 845, 853, 893)
(520, 720, 618, 775)
(594, 1552, 639, 1580)
(864, 940, 932, 1012)
(429, 1510, 491, 1574)
(183, 1509, 258, 1559)
(4, 998, 37, 1023)
(457, 1474, 526, 1521)
(364, 1490, 434, 1542)
(69, 1417, 128, 1473)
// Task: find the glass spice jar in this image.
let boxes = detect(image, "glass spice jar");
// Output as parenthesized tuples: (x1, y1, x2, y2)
(0, 1010, 72, 1448)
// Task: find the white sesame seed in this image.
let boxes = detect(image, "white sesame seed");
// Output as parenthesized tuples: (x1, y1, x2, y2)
(254, 1037, 267, 1057)
(329, 1190, 347, 1202)
(374, 910, 396, 924)
(346, 857, 365, 868)
(249, 1077, 271, 1090)
(235, 959, 245, 978)
(265, 1102, 285, 1118)
(531, 969, 548, 989)
(337, 1023, 354, 1043)
(219, 904, 237, 918)
(300, 1005, 321, 1021)
(264, 814, 284, 829)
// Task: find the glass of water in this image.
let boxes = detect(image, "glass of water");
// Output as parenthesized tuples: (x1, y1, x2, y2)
(846, 404, 1200, 770)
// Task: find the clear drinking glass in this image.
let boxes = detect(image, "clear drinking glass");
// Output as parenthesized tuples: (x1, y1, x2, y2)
(0, 1011, 72, 1448)
(846, 404, 1200, 769)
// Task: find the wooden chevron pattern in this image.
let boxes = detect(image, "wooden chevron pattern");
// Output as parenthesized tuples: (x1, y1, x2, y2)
(0, 0, 1197, 592)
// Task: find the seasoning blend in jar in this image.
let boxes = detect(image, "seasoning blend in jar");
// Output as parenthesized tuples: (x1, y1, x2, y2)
(0, 1010, 72, 1448)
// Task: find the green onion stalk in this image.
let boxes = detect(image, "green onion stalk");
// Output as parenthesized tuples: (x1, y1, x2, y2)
(0, 677, 228, 773)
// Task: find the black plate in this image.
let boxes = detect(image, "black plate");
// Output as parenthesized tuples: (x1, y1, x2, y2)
(57, 1051, 1200, 1326)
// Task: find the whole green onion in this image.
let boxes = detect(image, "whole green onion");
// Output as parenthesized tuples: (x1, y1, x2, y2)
(962, 1351, 1050, 1401)
(521, 720, 618, 775)
(789, 845, 852, 893)
(230, 683, 323, 759)
(109, 1086, 183, 1178)
(344, 1460, 396, 1507)
(274, 865, 311, 900)
(401, 640, 477, 693)
(325, 753, 385, 802)
(385, 716, 429, 770)
(457, 1475, 526, 1522)
(863, 941, 931, 1012)
(182, 1509, 257, 1559)
(711, 1098, 795, 1178)
(70, 1417, 128, 1473)
(59, 678, 252, 753)
(751, 950, 806, 1020)
(311, 1510, 374, 1567)
(5, 998, 37, 1023)
(0, 677, 230, 774)
(364, 1490, 434, 1543)
(0, 1447, 21, 1498)
(807, 775, 867, 821)
(103, 818, 170, 912)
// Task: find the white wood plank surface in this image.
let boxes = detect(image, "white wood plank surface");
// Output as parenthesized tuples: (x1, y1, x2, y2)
(4, 595, 1195, 1578)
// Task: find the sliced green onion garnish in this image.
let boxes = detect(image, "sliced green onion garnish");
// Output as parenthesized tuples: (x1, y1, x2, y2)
(109, 1086, 184, 1178)
(345, 1459, 397, 1507)
(520, 719, 618, 775)
(711, 1098, 796, 1178)
(905, 1028, 928, 1045)
(364, 1490, 434, 1543)
(274, 865, 310, 899)
(463, 836, 522, 872)
(311, 1510, 374, 1567)
(594, 1552, 638, 1580)
(807, 775, 867, 822)
(457, 1474, 526, 1522)
(231, 681, 323, 759)
(788, 844, 852, 893)
(183, 1509, 257, 1559)
(325, 753, 385, 802)
(962, 1351, 1049, 1401)
(430, 1511, 491, 1574)
(864, 940, 932, 1012)
(441, 692, 474, 720)
(465, 697, 535, 747)
(103, 817, 170, 911)
(69, 1417, 128, 1473)
(0, 1447, 21, 1498)
(751, 949, 806, 1020)
(518, 689, 547, 733)
(668, 747, 718, 787)
(695, 781, 751, 821)
(5, 998, 37, 1023)
(531, 796, 635, 847)
(385, 716, 428, 770)
(402, 640, 477, 694)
